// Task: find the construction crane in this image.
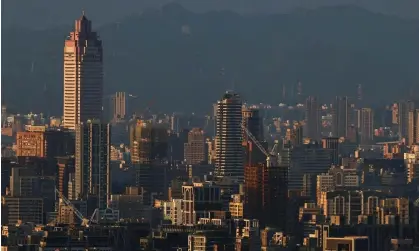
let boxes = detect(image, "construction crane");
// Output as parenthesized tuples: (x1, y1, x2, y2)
(241, 125, 277, 167)
(270, 140, 279, 156)
(53, 189, 98, 227)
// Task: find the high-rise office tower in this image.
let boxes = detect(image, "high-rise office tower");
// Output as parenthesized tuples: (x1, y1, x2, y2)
(332, 96, 354, 138)
(244, 163, 288, 229)
(358, 108, 374, 145)
(408, 109, 419, 145)
(130, 120, 169, 164)
(288, 143, 332, 192)
(75, 120, 110, 209)
(63, 13, 103, 130)
(392, 103, 399, 125)
(242, 108, 263, 142)
(305, 96, 321, 140)
(285, 122, 303, 147)
(322, 137, 339, 165)
(112, 92, 126, 121)
(215, 91, 243, 181)
(8, 165, 56, 217)
(398, 100, 415, 141)
(184, 128, 206, 165)
(242, 108, 266, 166)
(130, 120, 169, 205)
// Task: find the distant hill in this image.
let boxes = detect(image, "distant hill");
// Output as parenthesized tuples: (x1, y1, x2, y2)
(3, 0, 419, 29)
(2, 4, 419, 114)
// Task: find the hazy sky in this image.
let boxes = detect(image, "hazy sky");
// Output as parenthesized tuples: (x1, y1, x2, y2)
(3, 0, 419, 29)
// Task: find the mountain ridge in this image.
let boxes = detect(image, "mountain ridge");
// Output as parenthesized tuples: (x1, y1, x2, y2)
(3, 0, 419, 29)
(2, 4, 419, 114)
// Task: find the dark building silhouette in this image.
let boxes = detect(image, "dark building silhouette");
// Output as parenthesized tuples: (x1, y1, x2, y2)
(332, 96, 354, 139)
(168, 129, 189, 163)
(75, 121, 111, 210)
(305, 96, 321, 140)
(322, 137, 340, 165)
(130, 120, 169, 164)
(397, 100, 415, 141)
(242, 108, 266, 166)
(358, 108, 374, 145)
(244, 163, 288, 229)
(1, 158, 12, 194)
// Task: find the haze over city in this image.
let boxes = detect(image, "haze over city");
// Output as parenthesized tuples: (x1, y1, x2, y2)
(1, 1, 419, 251)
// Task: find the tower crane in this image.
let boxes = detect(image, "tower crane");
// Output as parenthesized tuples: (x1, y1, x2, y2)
(241, 125, 278, 167)
(270, 140, 279, 156)
(52, 189, 98, 227)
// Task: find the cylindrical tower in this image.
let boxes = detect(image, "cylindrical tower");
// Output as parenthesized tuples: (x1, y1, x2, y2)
(215, 91, 243, 182)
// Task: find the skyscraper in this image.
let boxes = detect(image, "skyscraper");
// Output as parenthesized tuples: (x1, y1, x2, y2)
(75, 120, 110, 209)
(215, 91, 243, 182)
(242, 108, 263, 142)
(359, 108, 374, 145)
(285, 122, 303, 147)
(332, 96, 354, 138)
(322, 137, 339, 165)
(305, 96, 321, 140)
(184, 128, 206, 165)
(130, 120, 169, 164)
(244, 163, 288, 229)
(288, 143, 332, 192)
(112, 92, 126, 121)
(407, 109, 419, 145)
(63, 13, 103, 130)
(242, 108, 266, 166)
(398, 100, 415, 141)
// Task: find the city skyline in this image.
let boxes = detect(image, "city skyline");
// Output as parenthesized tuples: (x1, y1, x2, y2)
(2, 9, 419, 251)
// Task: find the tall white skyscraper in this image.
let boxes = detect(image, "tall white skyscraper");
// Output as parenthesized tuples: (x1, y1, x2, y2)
(63, 13, 103, 130)
(215, 91, 243, 182)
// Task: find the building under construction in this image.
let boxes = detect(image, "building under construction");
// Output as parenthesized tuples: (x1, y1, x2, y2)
(241, 122, 288, 230)
(244, 163, 288, 229)
(130, 120, 168, 164)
